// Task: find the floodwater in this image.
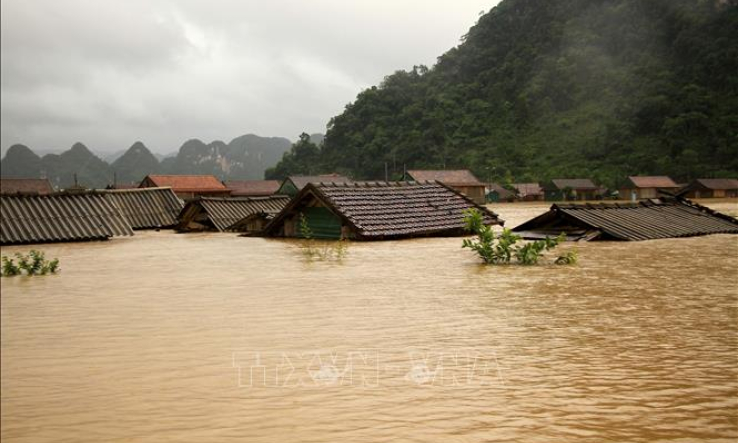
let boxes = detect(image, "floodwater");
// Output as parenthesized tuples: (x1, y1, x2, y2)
(1, 200, 737, 442)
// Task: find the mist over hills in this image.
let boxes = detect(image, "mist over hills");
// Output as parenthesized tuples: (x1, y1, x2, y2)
(0, 134, 297, 189)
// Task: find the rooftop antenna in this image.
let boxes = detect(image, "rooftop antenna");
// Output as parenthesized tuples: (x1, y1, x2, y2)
(73, 173, 78, 187)
(385, 162, 388, 182)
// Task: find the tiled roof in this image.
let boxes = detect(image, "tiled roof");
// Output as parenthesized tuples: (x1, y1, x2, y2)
(0, 178, 54, 195)
(288, 174, 352, 190)
(141, 175, 227, 192)
(512, 197, 738, 241)
(406, 170, 483, 186)
(693, 178, 738, 190)
(177, 196, 290, 232)
(104, 187, 184, 229)
(1, 193, 133, 245)
(224, 180, 281, 196)
(266, 181, 502, 239)
(550, 179, 597, 190)
(627, 176, 678, 189)
(487, 183, 515, 199)
(513, 183, 543, 197)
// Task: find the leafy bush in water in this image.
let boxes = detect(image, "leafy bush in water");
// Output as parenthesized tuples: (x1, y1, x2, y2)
(462, 209, 575, 265)
(1, 250, 60, 276)
(298, 212, 347, 261)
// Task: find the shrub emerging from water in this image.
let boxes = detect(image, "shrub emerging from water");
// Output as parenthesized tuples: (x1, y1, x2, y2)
(298, 213, 347, 261)
(1, 250, 60, 276)
(462, 209, 575, 265)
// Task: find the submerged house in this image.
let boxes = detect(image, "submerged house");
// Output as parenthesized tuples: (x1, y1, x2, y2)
(176, 195, 290, 232)
(277, 174, 352, 197)
(486, 183, 515, 203)
(406, 170, 486, 205)
(104, 187, 184, 229)
(545, 179, 599, 201)
(512, 197, 738, 241)
(0, 178, 55, 195)
(619, 176, 679, 201)
(512, 183, 544, 201)
(680, 178, 738, 199)
(224, 180, 282, 197)
(1, 192, 133, 245)
(139, 175, 231, 200)
(263, 181, 503, 240)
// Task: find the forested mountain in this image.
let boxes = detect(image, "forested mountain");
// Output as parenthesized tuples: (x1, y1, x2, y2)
(1, 134, 293, 188)
(270, 0, 738, 187)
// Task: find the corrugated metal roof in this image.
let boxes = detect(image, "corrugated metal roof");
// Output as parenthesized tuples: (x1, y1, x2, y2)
(0, 178, 55, 195)
(512, 198, 738, 241)
(1, 193, 133, 245)
(287, 174, 352, 191)
(407, 170, 483, 186)
(177, 196, 290, 232)
(513, 183, 543, 197)
(692, 178, 738, 190)
(627, 176, 679, 189)
(266, 181, 503, 240)
(104, 187, 184, 229)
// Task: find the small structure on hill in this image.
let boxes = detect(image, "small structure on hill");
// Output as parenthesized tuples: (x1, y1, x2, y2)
(619, 176, 679, 201)
(512, 197, 738, 241)
(277, 174, 352, 197)
(176, 195, 290, 233)
(104, 187, 184, 229)
(406, 170, 486, 205)
(680, 178, 738, 199)
(1, 192, 133, 245)
(139, 175, 231, 200)
(0, 178, 55, 195)
(224, 180, 282, 197)
(512, 183, 544, 201)
(545, 179, 599, 201)
(263, 181, 503, 240)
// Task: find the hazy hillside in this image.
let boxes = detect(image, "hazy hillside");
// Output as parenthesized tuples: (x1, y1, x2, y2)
(271, 0, 738, 188)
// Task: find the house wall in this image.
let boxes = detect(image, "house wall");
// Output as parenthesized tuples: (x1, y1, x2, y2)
(453, 185, 485, 205)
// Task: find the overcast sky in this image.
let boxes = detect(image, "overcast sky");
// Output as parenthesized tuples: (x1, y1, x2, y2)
(1, 0, 499, 156)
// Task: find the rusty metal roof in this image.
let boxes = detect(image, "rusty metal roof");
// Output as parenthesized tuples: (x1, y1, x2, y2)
(513, 183, 543, 197)
(177, 196, 290, 232)
(0, 178, 54, 195)
(1, 193, 133, 245)
(627, 176, 679, 189)
(225, 180, 282, 196)
(265, 181, 503, 240)
(512, 198, 738, 241)
(550, 179, 597, 190)
(690, 178, 738, 190)
(407, 170, 483, 186)
(104, 187, 184, 229)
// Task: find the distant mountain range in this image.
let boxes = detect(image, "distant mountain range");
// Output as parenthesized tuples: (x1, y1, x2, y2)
(0, 134, 314, 189)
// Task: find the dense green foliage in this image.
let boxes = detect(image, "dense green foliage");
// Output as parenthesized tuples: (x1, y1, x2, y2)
(272, 0, 738, 188)
(462, 209, 570, 265)
(1, 251, 60, 276)
(265, 133, 322, 180)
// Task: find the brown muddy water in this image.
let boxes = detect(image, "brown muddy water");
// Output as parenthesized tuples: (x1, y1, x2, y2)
(2, 201, 737, 442)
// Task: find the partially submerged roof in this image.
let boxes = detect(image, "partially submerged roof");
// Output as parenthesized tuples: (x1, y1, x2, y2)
(104, 187, 184, 229)
(513, 183, 543, 197)
(512, 197, 738, 241)
(487, 183, 515, 199)
(177, 195, 290, 232)
(287, 174, 352, 190)
(688, 178, 738, 190)
(406, 170, 483, 186)
(626, 176, 679, 189)
(265, 181, 503, 240)
(0, 178, 54, 195)
(550, 179, 597, 190)
(1, 193, 133, 245)
(225, 180, 281, 196)
(141, 175, 227, 192)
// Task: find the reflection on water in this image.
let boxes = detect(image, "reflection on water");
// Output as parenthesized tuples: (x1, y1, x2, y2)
(2, 200, 737, 442)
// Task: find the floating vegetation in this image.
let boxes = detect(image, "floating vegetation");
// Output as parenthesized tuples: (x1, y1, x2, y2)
(1, 250, 60, 276)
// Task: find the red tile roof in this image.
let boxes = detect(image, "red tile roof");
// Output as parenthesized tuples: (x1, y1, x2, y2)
(627, 176, 678, 188)
(407, 170, 483, 186)
(141, 175, 227, 192)
(0, 178, 54, 195)
(225, 180, 281, 196)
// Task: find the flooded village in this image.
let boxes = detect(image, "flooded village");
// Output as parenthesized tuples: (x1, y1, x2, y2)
(1, 173, 737, 442)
